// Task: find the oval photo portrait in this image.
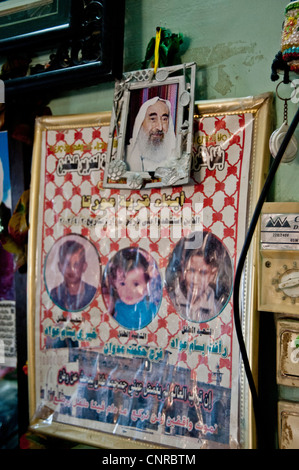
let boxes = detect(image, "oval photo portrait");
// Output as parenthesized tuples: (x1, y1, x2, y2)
(44, 234, 100, 312)
(102, 247, 162, 330)
(165, 231, 233, 323)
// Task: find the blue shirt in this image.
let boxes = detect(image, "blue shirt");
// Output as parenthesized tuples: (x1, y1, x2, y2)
(114, 297, 157, 330)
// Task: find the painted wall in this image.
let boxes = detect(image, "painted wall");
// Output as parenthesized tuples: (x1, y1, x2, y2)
(50, 0, 298, 202)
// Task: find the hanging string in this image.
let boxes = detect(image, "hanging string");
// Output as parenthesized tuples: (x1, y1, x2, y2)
(154, 27, 161, 74)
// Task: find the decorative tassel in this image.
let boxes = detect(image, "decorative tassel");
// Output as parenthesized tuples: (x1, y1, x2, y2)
(281, 1, 299, 73)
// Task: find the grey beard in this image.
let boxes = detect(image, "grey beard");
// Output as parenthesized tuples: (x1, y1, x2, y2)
(138, 128, 170, 162)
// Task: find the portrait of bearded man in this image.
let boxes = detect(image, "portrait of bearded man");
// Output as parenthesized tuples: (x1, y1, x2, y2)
(126, 96, 177, 172)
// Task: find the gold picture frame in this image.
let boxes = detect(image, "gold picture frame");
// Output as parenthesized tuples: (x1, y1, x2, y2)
(27, 92, 272, 449)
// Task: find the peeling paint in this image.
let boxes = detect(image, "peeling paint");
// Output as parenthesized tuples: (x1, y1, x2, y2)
(214, 65, 233, 96)
(185, 41, 265, 98)
(187, 41, 262, 67)
(242, 54, 265, 67)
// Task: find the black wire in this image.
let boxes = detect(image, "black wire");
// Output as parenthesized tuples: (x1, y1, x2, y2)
(233, 105, 299, 449)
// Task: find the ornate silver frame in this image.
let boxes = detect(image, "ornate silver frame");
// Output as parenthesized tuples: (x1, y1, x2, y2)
(104, 63, 196, 190)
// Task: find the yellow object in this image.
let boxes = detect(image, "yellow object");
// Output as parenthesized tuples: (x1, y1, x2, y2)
(154, 27, 161, 74)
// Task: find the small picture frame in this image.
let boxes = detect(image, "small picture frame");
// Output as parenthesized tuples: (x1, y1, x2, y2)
(104, 62, 196, 190)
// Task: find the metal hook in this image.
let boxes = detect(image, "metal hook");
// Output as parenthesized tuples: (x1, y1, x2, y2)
(275, 80, 293, 102)
(275, 80, 296, 125)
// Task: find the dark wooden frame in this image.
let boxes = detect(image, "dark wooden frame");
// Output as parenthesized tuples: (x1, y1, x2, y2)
(0, 0, 125, 99)
(0, 1, 72, 49)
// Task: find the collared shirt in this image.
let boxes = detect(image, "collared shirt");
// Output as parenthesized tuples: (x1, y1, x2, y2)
(172, 281, 220, 323)
(50, 281, 96, 312)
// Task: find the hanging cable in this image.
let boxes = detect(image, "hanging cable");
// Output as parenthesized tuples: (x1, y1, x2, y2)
(233, 105, 299, 449)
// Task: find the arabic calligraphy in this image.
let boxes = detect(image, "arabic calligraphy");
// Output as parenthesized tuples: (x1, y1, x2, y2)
(118, 330, 147, 340)
(81, 195, 116, 211)
(103, 342, 164, 363)
(50, 393, 219, 436)
(56, 153, 104, 176)
(56, 367, 214, 410)
(192, 144, 225, 172)
(170, 336, 228, 358)
(50, 141, 107, 156)
(44, 325, 97, 342)
(81, 191, 186, 212)
(58, 367, 80, 386)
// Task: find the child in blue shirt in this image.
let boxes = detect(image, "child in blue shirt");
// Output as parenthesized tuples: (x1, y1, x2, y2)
(103, 247, 162, 330)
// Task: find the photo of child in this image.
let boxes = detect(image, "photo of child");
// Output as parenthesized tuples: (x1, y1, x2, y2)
(165, 231, 233, 323)
(102, 247, 162, 330)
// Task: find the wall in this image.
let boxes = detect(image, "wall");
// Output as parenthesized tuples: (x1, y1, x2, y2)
(49, 0, 298, 203)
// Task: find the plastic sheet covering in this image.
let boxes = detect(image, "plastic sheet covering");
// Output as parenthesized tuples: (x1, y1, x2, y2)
(28, 96, 271, 449)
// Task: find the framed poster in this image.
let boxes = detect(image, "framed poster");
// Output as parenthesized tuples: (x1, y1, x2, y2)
(27, 92, 272, 449)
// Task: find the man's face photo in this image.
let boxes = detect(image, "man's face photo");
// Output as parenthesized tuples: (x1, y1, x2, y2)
(185, 255, 217, 298)
(125, 87, 178, 172)
(141, 99, 170, 147)
(58, 250, 87, 287)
